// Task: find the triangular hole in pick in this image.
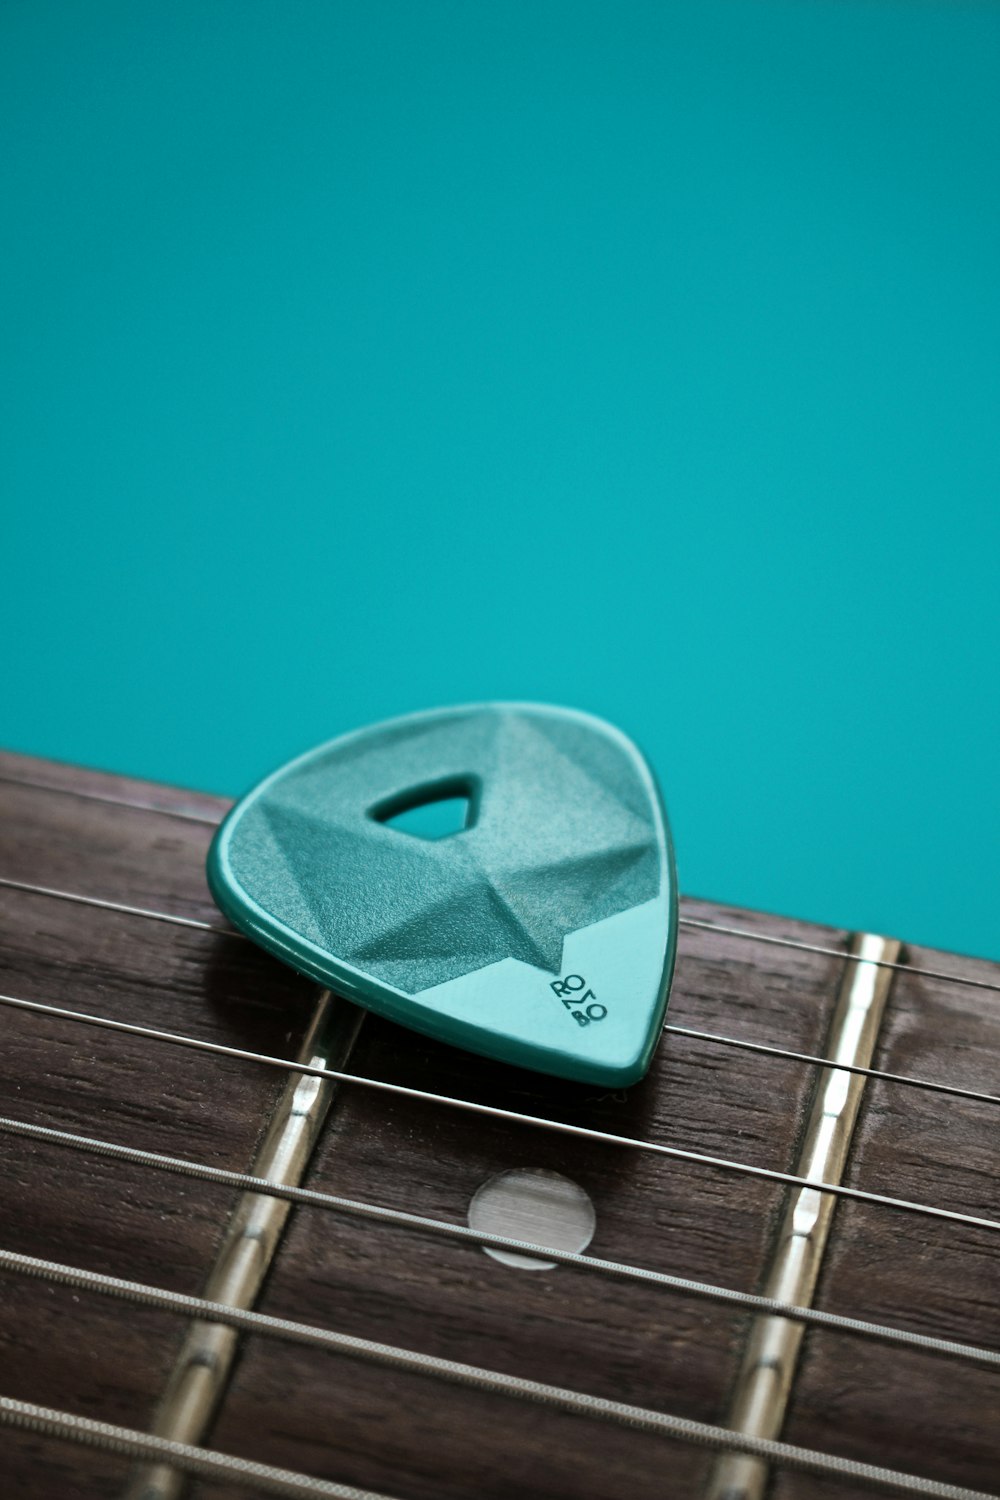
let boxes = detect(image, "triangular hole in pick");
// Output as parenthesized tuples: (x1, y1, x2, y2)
(209, 704, 676, 1085)
(370, 780, 476, 841)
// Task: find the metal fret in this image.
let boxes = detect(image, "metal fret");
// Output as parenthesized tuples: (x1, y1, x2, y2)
(707, 933, 898, 1499)
(124, 991, 364, 1500)
(2, 761, 999, 1495)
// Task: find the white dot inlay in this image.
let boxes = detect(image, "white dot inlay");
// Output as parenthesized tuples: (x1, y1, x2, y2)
(467, 1169, 597, 1270)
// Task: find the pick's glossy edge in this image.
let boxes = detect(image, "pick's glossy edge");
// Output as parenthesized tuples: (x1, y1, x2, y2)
(206, 703, 678, 1086)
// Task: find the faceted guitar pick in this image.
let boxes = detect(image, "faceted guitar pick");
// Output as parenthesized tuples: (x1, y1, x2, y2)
(207, 704, 677, 1085)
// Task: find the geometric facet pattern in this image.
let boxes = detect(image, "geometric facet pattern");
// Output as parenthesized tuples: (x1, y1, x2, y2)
(208, 703, 677, 1085)
(220, 705, 660, 991)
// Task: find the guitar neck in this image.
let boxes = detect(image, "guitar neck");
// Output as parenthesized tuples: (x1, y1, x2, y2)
(0, 748, 997, 1500)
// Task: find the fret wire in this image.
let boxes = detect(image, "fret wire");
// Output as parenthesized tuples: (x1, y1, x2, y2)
(662, 1025, 1000, 1108)
(3, 774, 999, 1495)
(2, 1112, 997, 1373)
(1, 988, 998, 1235)
(4, 871, 1000, 997)
(0, 1395, 394, 1499)
(0, 1256, 994, 1500)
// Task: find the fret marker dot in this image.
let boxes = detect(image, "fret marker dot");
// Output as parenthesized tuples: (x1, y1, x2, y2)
(468, 1169, 596, 1271)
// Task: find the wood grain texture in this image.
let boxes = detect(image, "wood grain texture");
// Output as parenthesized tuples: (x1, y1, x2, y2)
(0, 751, 322, 1498)
(0, 749, 998, 1500)
(199, 917, 849, 1500)
(773, 946, 1000, 1499)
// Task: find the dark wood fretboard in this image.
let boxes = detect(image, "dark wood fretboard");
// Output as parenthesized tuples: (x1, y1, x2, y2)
(0, 749, 997, 1500)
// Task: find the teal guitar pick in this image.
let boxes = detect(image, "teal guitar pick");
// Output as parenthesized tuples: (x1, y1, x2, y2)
(207, 704, 677, 1086)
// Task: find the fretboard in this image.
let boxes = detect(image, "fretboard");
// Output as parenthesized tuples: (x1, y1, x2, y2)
(0, 748, 997, 1500)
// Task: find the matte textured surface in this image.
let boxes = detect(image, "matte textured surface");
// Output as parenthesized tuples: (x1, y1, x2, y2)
(2, 2, 999, 962)
(208, 704, 677, 1084)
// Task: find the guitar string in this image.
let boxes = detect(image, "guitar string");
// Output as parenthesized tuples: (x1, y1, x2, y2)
(0, 769, 997, 1018)
(679, 914, 1000, 993)
(1, 987, 998, 1235)
(4, 764, 1000, 997)
(0, 1396, 396, 1500)
(1, 1114, 997, 1371)
(0, 1262, 994, 1500)
(0, 772, 222, 824)
(0, 770, 990, 993)
(660, 1024, 1000, 1108)
(3, 862, 1000, 998)
(2, 873, 1000, 1109)
(3, 784, 999, 1492)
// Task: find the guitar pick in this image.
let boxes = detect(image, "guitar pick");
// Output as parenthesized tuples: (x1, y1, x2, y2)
(207, 704, 677, 1085)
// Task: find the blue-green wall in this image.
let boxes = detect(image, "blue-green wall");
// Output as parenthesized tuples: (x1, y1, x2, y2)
(3, 2, 998, 958)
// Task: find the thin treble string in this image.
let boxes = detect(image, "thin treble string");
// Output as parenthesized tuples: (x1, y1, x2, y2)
(0, 772, 221, 825)
(661, 1024, 1000, 1109)
(678, 915, 1000, 995)
(0, 771, 995, 1004)
(2, 874, 998, 1109)
(3, 870, 1000, 997)
(0, 876, 226, 934)
(0, 1259, 994, 1500)
(1, 988, 998, 1235)
(6, 763, 1000, 988)
(2, 781, 997, 1497)
(1, 1112, 997, 1371)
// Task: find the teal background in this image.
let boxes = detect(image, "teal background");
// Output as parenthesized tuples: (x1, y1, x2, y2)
(2, 2, 998, 959)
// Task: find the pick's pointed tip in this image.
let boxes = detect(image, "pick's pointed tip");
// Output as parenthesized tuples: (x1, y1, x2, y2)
(207, 701, 674, 1085)
(555, 1046, 655, 1090)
